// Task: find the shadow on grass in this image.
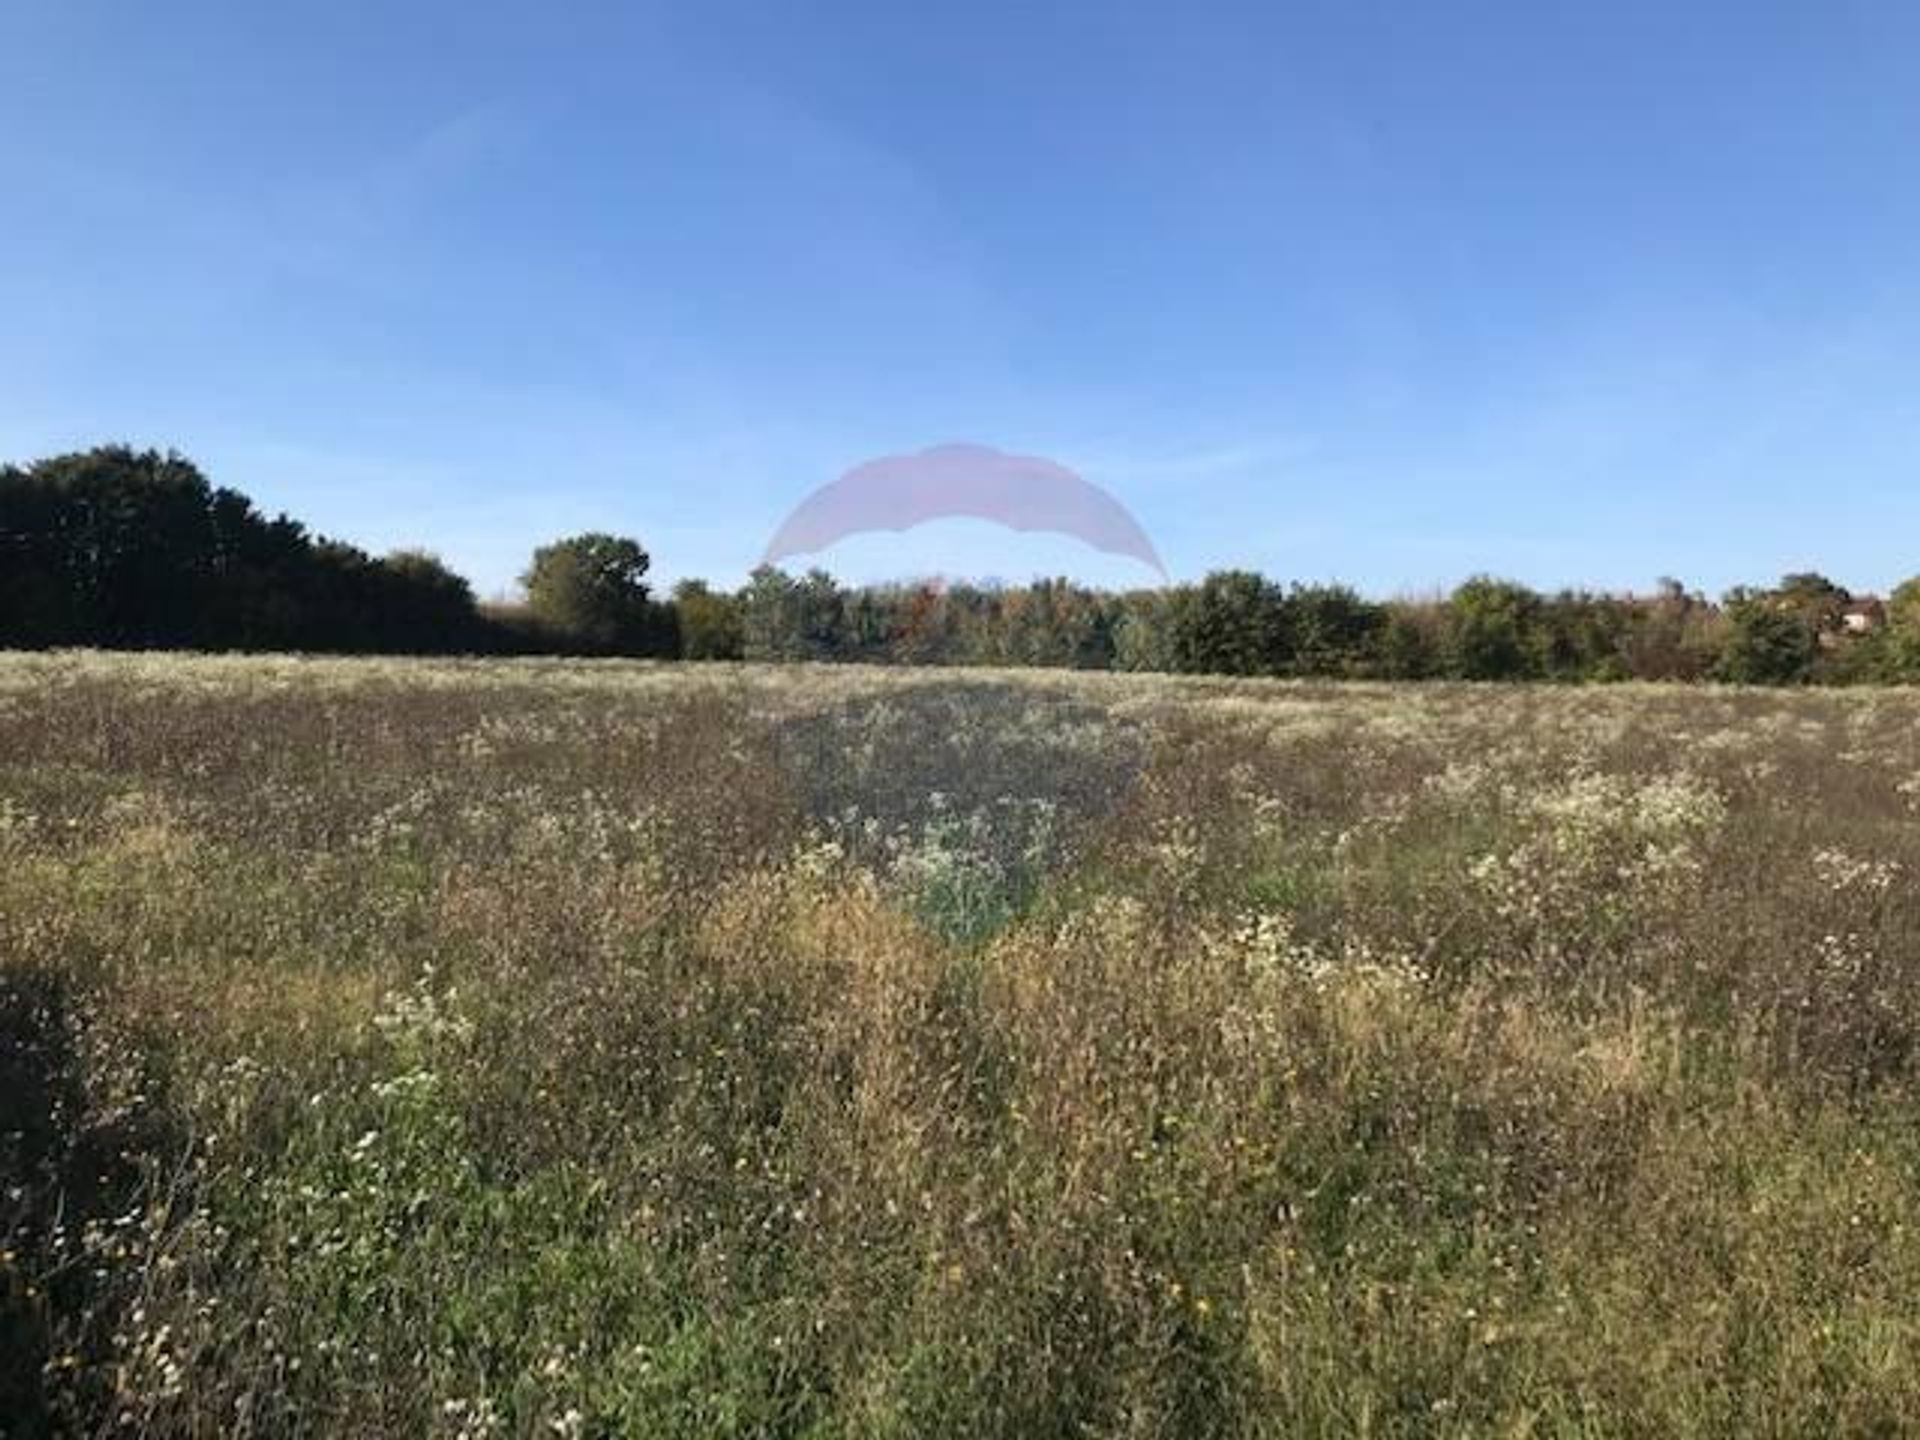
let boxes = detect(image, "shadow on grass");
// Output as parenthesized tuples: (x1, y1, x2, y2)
(0, 966, 174, 1439)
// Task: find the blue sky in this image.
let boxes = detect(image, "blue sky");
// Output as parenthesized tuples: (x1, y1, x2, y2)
(4, 1, 1918, 597)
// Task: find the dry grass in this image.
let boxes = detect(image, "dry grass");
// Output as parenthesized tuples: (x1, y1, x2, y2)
(4, 653, 1920, 1437)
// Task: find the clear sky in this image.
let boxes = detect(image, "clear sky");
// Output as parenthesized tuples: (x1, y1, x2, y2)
(4, 1, 1918, 597)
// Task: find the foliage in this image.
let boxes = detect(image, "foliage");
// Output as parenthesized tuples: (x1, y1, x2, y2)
(1773, 571, 1850, 631)
(7, 658, 1920, 1434)
(1444, 576, 1543, 679)
(0, 447, 493, 653)
(1883, 576, 1920, 680)
(672, 579, 745, 660)
(1286, 582, 1384, 676)
(520, 533, 665, 654)
(4, 446, 1917, 685)
(1715, 587, 1818, 685)
(738, 566, 849, 662)
(1174, 570, 1289, 675)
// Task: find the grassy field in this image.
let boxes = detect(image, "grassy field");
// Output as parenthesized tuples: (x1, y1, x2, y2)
(4, 653, 1920, 1437)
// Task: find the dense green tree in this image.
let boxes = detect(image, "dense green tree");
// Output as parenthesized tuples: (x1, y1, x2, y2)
(1377, 602, 1444, 680)
(840, 587, 894, 661)
(1444, 577, 1543, 680)
(914, 585, 970, 665)
(1772, 572, 1850, 633)
(1533, 589, 1631, 680)
(1112, 588, 1184, 673)
(1880, 576, 1920, 681)
(737, 567, 851, 662)
(0, 447, 223, 646)
(793, 569, 848, 660)
(672, 579, 744, 660)
(1285, 583, 1383, 676)
(1715, 587, 1816, 684)
(1618, 578, 1719, 681)
(520, 533, 654, 652)
(0, 446, 487, 653)
(739, 566, 804, 661)
(371, 550, 481, 652)
(7, 444, 1911, 686)
(998, 578, 1115, 669)
(1175, 571, 1288, 675)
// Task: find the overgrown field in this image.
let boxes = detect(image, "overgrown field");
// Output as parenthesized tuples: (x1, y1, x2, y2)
(5, 654, 1920, 1438)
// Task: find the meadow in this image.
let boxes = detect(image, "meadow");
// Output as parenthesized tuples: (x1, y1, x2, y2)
(4, 652, 1920, 1438)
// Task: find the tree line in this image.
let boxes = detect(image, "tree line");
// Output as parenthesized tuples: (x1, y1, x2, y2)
(0, 447, 675, 657)
(6, 446, 1919, 683)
